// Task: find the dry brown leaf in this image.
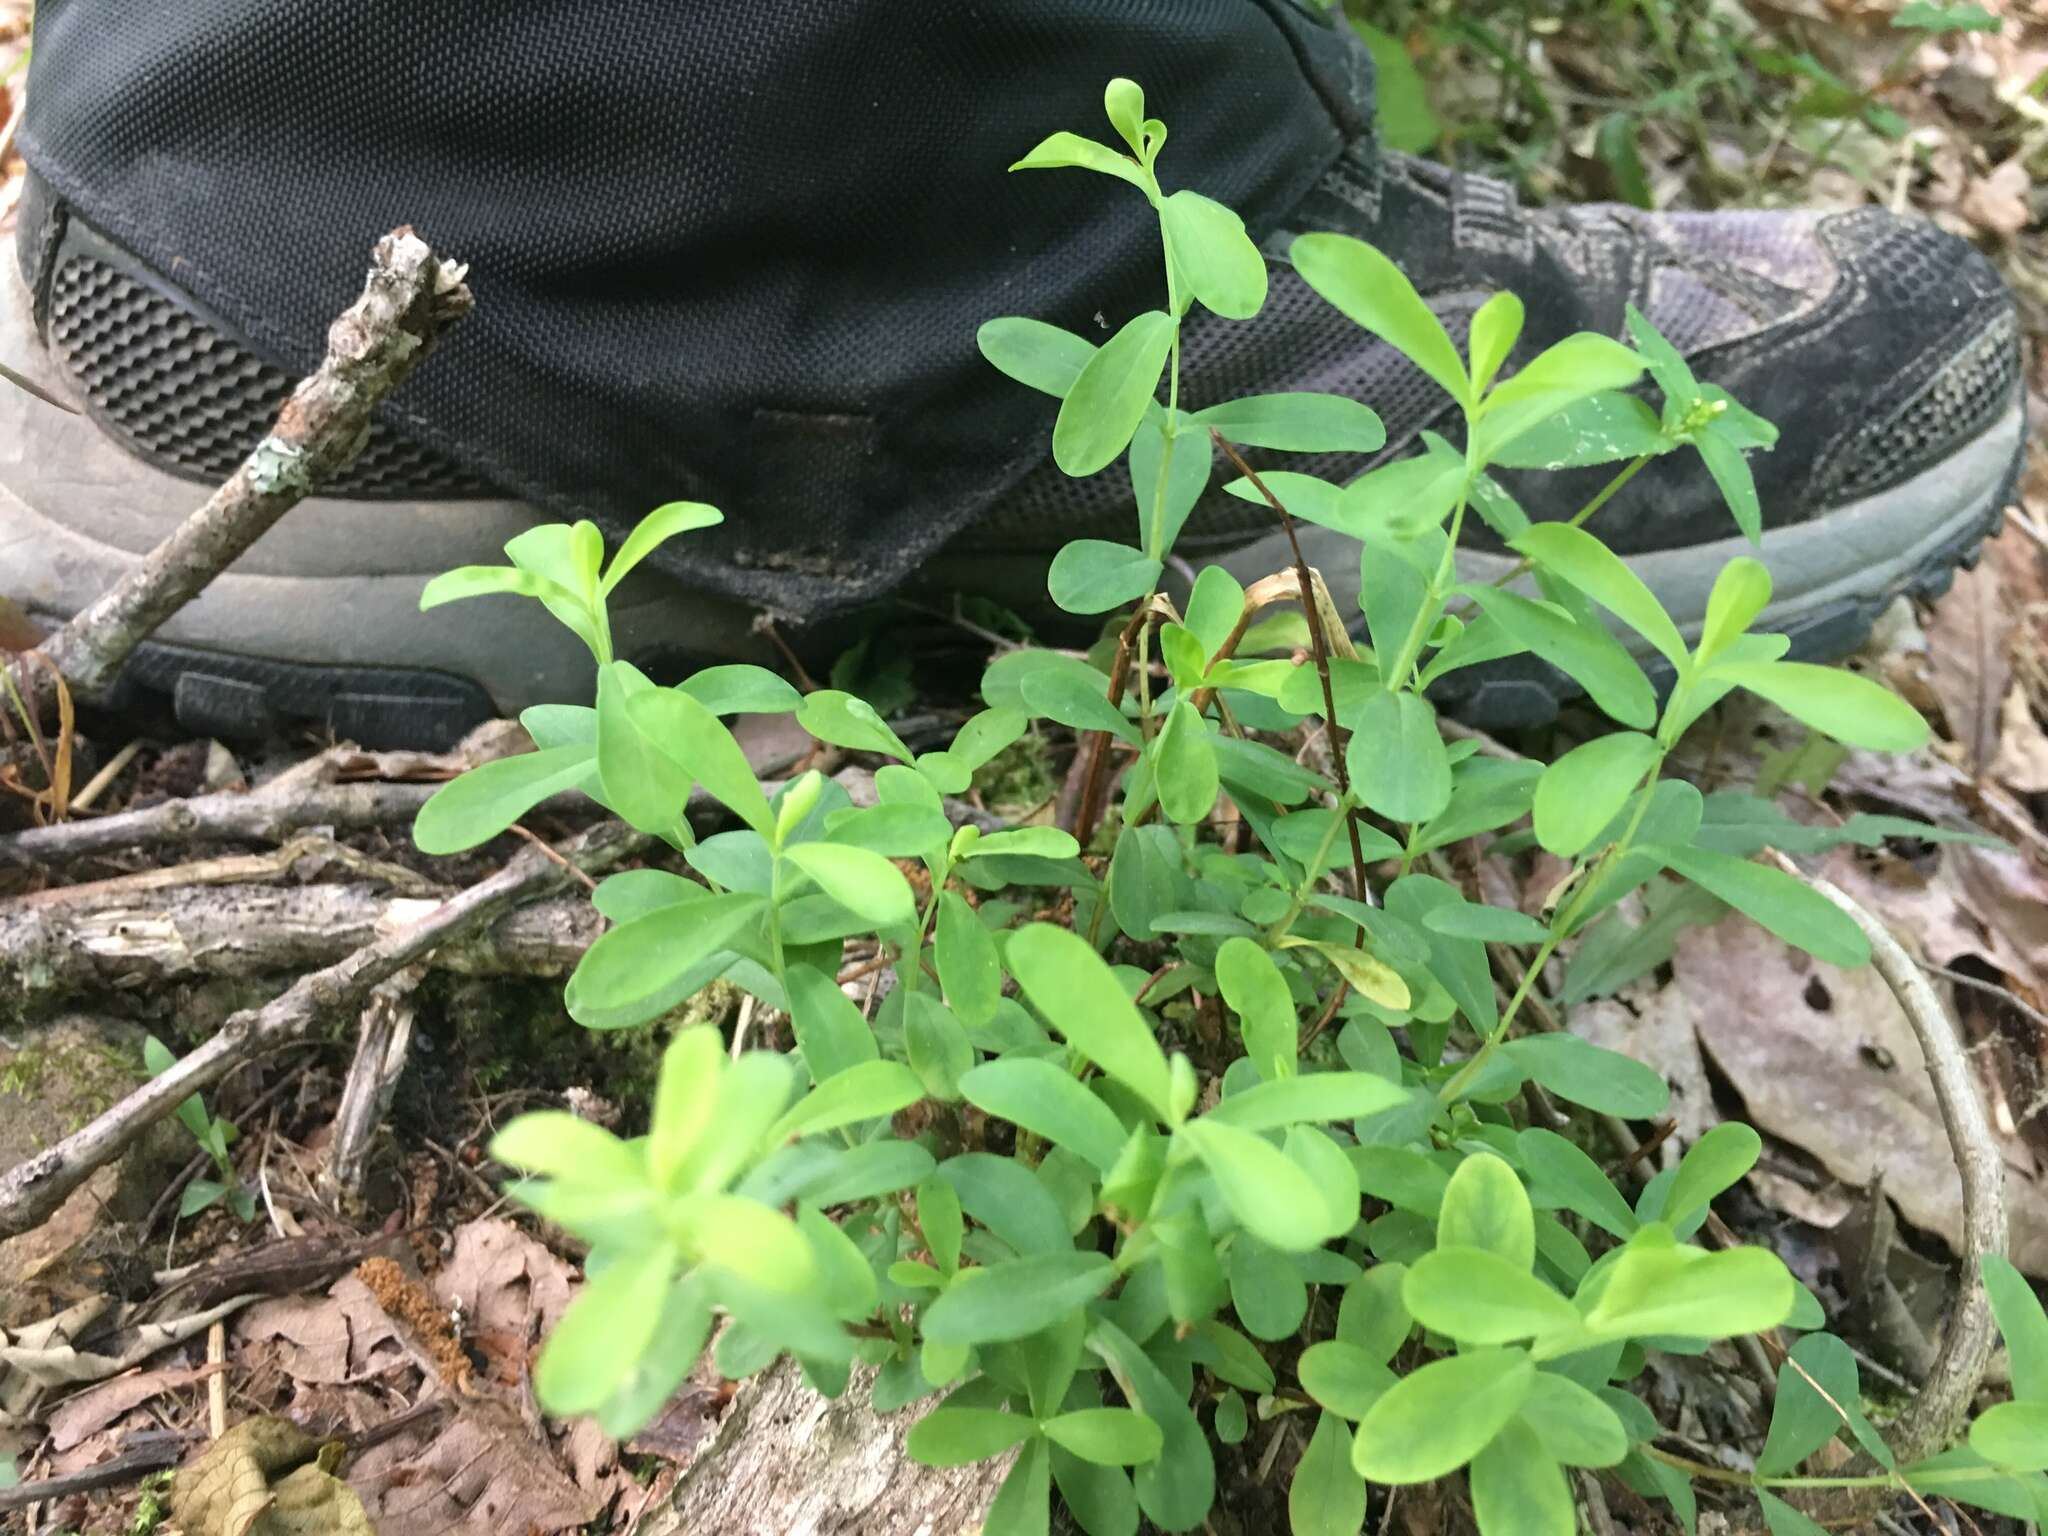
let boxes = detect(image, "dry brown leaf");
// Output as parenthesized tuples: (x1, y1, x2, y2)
(169, 1415, 371, 1536)
(1922, 560, 2013, 774)
(348, 1399, 600, 1536)
(44, 1362, 218, 1452)
(233, 1276, 403, 1387)
(1991, 681, 2048, 791)
(1959, 156, 2033, 239)
(430, 1218, 574, 1391)
(1676, 914, 2048, 1273)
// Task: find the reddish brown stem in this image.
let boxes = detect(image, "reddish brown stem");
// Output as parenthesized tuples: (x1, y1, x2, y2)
(1208, 431, 1373, 924)
(1072, 603, 1155, 847)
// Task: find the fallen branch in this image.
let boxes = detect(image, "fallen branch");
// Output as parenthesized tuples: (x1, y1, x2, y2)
(0, 821, 642, 1238)
(1772, 851, 2008, 1469)
(0, 1437, 189, 1516)
(0, 777, 438, 870)
(0, 879, 601, 1006)
(8, 228, 473, 716)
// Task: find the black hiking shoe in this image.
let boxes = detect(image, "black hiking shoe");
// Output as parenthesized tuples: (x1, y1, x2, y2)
(969, 147, 2025, 725)
(2, 151, 2020, 745)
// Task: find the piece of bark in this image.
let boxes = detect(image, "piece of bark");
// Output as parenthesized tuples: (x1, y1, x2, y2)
(0, 822, 641, 1239)
(8, 228, 472, 715)
(635, 1357, 1003, 1536)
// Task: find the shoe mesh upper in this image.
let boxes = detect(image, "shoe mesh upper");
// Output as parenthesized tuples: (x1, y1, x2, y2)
(48, 254, 494, 497)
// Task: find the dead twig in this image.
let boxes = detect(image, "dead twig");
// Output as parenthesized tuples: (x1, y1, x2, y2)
(8, 227, 472, 717)
(0, 1436, 189, 1516)
(0, 774, 438, 870)
(1770, 850, 2007, 1471)
(325, 968, 425, 1203)
(0, 821, 643, 1238)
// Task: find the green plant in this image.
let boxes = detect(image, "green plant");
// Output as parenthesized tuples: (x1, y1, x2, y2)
(144, 1035, 255, 1223)
(411, 80, 2037, 1536)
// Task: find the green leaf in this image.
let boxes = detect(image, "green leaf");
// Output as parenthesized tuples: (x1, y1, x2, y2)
(1216, 937, 1298, 1081)
(1474, 334, 1646, 467)
(1625, 304, 1700, 410)
(418, 563, 555, 610)
(1008, 924, 1176, 1124)
(1522, 1371, 1629, 1468)
(1183, 1118, 1342, 1251)
(1697, 557, 1772, 667)
(1984, 1254, 2048, 1401)
(905, 993, 976, 1102)
(1352, 1348, 1535, 1484)
(1349, 19, 1439, 150)
(1104, 76, 1146, 151)
(1504, 1035, 1669, 1118)
(959, 1058, 1127, 1173)
(1518, 1128, 1639, 1239)
(1010, 130, 1146, 189)
(536, 1244, 678, 1414)
(768, 1059, 925, 1143)
(1206, 1073, 1405, 1132)
(783, 963, 879, 1083)
(1665, 1123, 1761, 1229)
(783, 842, 917, 931)
(1107, 822, 1188, 942)
(1153, 700, 1219, 825)
(647, 1027, 723, 1189)
(1194, 392, 1386, 454)
(413, 744, 596, 854)
(1596, 111, 1654, 209)
(1337, 1263, 1415, 1365)
(1347, 690, 1452, 824)
(566, 891, 765, 1025)
(1468, 292, 1524, 397)
(1162, 189, 1267, 320)
(1290, 234, 1468, 408)
(1020, 664, 1138, 743)
(1758, 1333, 1870, 1475)
(686, 1194, 818, 1294)
(1438, 1153, 1535, 1270)
(907, 1408, 1042, 1467)
(1462, 587, 1656, 729)
(823, 802, 952, 859)
(1533, 732, 1662, 858)
(1042, 1408, 1165, 1467)
(1511, 523, 1687, 671)
(1290, 1412, 1368, 1536)
(678, 664, 803, 715)
(1585, 1240, 1794, 1341)
(1129, 413, 1212, 558)
(1485, 391, 1667, 471)
(795, 689, 913, 762)
(985, 1435, 1052, 1536)
(1894, 1, 2001, 30)
(935, 892, 1004, 1029)
(1971, 1400, 2048, 1471)
(1089, 1318, 1216, 1530)
(1469, 1420, 1574, 1536)
(978, 317, 1098, 399)
(1054, 310, 1177, 477)
(1706, 660, 1930, 752)
(1298, 1340, 1397, 1419)
(1421, 902, 1551, 944)
(1695, 423, 1765, 545)
(1404, 1247, 1580, 1345)
(596, 663, 690, 837)
(1229, 1233, 1310, 1340)
(1757, 1491, 1831, 1536)
(923, 1252, 1117, 1345)
(630, 687, 776, 838)
(602, 501, 722, 594)
(970, 827, 1084, 860)
(1048, 540, 1164, 616)
(1654, 845, 1869, 968)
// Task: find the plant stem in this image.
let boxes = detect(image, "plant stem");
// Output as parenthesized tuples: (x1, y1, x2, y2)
(1208, 431, 1374, 924)
(1264, 803, 1351, 945)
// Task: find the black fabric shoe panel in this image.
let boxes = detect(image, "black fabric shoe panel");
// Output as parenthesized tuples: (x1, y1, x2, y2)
(19, 0, 1368, 620)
